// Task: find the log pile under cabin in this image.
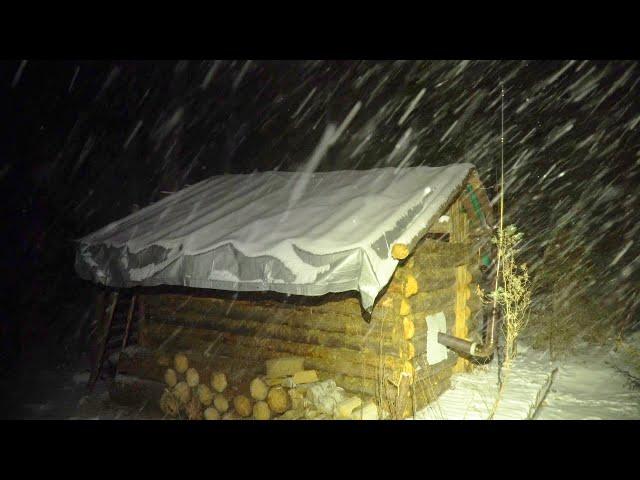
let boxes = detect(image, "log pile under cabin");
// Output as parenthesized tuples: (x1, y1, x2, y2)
(78, 165, 494, 419)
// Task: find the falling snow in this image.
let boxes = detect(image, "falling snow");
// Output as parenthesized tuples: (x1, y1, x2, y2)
(3, 59, 640, 419)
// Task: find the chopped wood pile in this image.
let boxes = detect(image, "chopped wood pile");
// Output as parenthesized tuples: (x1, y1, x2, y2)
(158, 353, 379, 420)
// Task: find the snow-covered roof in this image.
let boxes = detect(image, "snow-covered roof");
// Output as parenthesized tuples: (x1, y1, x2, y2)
(75, 164, 477, 310)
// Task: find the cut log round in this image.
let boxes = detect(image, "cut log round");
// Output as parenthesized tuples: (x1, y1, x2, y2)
(211, 372, 228, 393)
(250, 377, 269, 401)
(213, 394, 229, 413)
(267, 387, 290, 414)
(253, 401, 271, 420)
(204, 407, 220, 420)
(391, 243, 410, 260)
(174, 353, 189, 373)
(164, 368, 178, 388)
(197, 384, 214, 406)
(186, 367, 200, 387)
(403, 274, 418, 298)
(400, 299, 411, 316)
(173, 381, 191, 405)
(159, 390, 180, 417)
(233, 395, 252, 418)
(402, 317, 415, 340)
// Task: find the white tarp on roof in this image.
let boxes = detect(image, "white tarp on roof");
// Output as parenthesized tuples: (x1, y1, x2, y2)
(75, 164, 475, 310)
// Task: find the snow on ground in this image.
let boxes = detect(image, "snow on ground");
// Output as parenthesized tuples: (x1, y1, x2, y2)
(537, 335, 640, 420)
(414, 339, 640, 420)
(0, 354, 160, 420)
(3, 336, 638, 420)
(414, 346, 556, 420)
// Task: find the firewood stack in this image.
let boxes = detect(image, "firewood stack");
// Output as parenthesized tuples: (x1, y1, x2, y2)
(158, 353, 379, 420)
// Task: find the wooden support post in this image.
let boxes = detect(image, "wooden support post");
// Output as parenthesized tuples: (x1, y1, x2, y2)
(138, 296, 147, 347)
(122, 295, 136, 350)
(114, 295, 137, 377)
(88, 290, 118, 392)
(88, 290, 106, 374)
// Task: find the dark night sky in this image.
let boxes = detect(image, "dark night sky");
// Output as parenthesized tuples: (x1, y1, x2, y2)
(1, 59, 638, 355)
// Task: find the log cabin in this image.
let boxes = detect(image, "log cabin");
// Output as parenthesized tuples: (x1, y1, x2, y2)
(75, 164, 495, 418)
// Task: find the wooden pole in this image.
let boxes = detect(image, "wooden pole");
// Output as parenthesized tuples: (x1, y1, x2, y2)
(88, 290, 118, 392)
(122, 295, 136, 350)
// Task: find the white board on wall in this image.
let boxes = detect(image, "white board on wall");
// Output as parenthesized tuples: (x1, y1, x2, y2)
(426, 312, 448, 365)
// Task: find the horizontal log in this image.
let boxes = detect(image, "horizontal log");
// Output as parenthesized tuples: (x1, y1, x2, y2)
(413, 253, 473, 270)
(140, 326, 412, 374)
(143, 321, 414, 359)
(143, 279, 463, 325)
(415, 239, 472, 256)
(412, 349, 459, 377)
(193, 343, 408, 384)
(142, 277, 473, 328)
(404, 307, 457, 337)
(331, 352, 454, 401)
(413, 353, 458, 382)
(426, 220, 452, 234)
(146, 304, 400, 336)
(333, 373, 379, 398)
(386, 273, 456, 295)
(143, 292, 366, 319)
(393, 262, 482, 289)
(144, 295, 385, 334)
(146, 305, 413, 349)
(374, 289, 456, 319)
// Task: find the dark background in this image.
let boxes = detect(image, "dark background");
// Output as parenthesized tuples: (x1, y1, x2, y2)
(1, 59, 638, 370)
